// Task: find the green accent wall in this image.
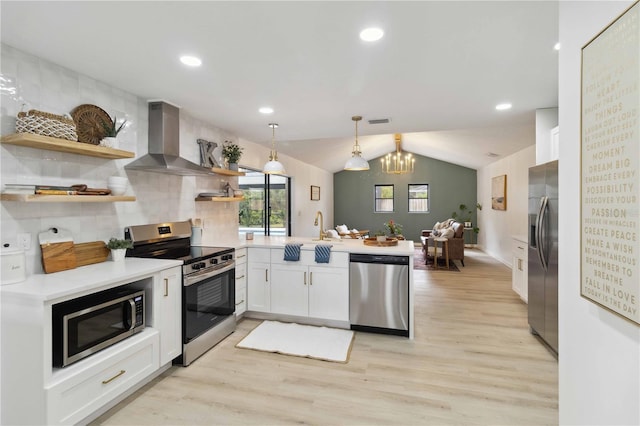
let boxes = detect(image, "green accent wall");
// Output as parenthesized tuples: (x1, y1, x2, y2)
(334, 153, 477, 242)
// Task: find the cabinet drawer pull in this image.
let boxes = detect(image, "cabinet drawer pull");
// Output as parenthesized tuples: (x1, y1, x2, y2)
(102, 369, 126, 385)
(517, 246, 524, 250)
(164, 278, 169, 297)
(235, 299, 245, 306)
(236, 275, 245, 280)
(237, 254, 246, 258)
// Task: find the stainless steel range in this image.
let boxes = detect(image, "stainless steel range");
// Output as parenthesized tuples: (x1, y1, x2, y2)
(124, 221, 236, 366)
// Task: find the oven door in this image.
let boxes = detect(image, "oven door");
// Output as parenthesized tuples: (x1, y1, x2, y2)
(183, 262, 235, 343)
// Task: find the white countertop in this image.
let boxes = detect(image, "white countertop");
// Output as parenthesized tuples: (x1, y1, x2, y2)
(1, 258, 183, 303)
(203, 235, 415, 256)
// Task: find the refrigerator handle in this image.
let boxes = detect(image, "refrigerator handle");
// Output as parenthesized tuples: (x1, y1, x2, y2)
(535, 197, 545, 271)
(538, 196, 549, 272)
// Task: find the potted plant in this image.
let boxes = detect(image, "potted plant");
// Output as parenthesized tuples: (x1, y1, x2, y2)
(383, 220, 403, 238)
(221, 140, 243, 171)
(106, 237, 133, 262)
(100, 115, 127, 148)
(451, 203, 482, 234)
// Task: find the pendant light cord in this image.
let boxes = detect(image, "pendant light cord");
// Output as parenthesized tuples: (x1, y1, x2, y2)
(352, 115, 362, 155)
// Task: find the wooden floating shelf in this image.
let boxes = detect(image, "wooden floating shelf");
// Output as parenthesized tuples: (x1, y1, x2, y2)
(195, 196, 244, 202)
(0, 133, 135, 159)
(0, 194, 136, 203)
(210, 167, 245, 176)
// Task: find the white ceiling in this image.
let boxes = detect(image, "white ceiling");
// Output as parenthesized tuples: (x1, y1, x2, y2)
(0, 1, 558, 172)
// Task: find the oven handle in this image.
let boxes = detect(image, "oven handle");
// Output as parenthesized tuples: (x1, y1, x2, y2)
(184, 262, 235, 287)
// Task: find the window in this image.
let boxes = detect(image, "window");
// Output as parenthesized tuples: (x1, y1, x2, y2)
(375, 185, 394, 212)
(238, 168, 291, 236)
(409, 184, 429, 212)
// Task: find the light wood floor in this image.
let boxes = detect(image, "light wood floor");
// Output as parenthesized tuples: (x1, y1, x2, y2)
(93, 249, 558, 425)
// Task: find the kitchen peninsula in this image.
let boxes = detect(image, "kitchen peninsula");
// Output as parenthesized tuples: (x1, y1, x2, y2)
(208, 236, 415, 339)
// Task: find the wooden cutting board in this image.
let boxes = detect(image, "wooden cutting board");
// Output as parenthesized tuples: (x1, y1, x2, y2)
(75, 241, 110, 266)
(41, 241, 77, 273)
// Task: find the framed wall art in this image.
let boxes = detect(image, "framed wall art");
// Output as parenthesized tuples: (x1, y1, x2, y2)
(310, 185, 320, 201)
(580, 2, 640, 325)
(491, 175, 507, 210)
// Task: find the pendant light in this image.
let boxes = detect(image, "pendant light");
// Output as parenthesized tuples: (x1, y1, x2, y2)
(263, 123, 286, 175)
(344, 115, 370, 171)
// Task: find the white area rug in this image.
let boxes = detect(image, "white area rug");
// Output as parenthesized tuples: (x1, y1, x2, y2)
(236, 320, 355, 363)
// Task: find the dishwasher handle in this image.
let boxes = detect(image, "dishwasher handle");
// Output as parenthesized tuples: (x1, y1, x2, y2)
(349, 253, 409, 265)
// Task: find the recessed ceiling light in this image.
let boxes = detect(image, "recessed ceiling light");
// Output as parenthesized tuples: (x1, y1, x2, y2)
(180, 55, 202, 67)
(554, 42, 561, 51)
(495, 103, 512, 111)
(359, 27, 384, 42)
(259, 107, 274, 114)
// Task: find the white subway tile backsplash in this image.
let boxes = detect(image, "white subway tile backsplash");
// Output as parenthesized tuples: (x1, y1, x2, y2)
(1, 44, 242, 275)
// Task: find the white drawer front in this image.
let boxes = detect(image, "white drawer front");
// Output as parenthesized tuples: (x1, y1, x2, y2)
(512, 239, 527, 256)
(235, 287, 247, 316)
(235, 248, 247, 265)
(47, 331, 159, 425)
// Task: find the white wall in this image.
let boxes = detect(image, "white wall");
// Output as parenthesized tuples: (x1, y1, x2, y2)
(535, 107, 559, 164)
(477, 145, 536, 266)
(0, 44, 332, 275)
(559, 2, 640, 425)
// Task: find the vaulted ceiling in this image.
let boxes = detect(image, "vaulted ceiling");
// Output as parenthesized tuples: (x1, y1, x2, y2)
(1, 1, 558, 172)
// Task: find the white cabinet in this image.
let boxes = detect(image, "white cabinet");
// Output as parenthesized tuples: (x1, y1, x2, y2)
(512, 237, 528, 302)
(47, 329, 159, 425)
(0, 262, 181, 425)
(268, 249, 349, 321)
(247, 248, 271, 312)
(156, 267, 182, 365)
(270, 262, 309, 316)
(550, 126, 559, 161)
(308, 266, 349, 321)
(235, 248, 247, 317)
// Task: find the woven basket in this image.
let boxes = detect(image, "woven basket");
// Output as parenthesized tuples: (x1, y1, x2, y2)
(16, 110, 78, 141)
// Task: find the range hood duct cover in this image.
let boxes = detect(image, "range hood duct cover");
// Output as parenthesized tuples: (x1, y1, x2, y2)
(125, 101, 214, 176)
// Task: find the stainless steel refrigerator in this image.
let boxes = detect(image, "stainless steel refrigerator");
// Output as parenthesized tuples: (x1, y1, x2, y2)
(528, 160, 558, 355)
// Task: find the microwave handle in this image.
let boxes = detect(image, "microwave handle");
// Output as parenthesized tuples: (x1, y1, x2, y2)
(123, 299, 136, 331)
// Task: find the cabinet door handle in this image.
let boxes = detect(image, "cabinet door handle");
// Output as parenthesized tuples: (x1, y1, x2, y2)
(518, 258, 523, 271)
(304, 271, 307, 285)
(236, 274, 245, 280)
(265, 269, 268, 282)
(164, 278, 169, 297)
(310, 271, 313, 285)
(235, 299, 245, 306)
(102, 369, 126, 385)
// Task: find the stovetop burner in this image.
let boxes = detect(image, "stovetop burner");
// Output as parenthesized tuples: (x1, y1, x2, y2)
(124, 221, 233, 265)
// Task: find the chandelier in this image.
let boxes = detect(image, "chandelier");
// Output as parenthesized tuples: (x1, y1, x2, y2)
(381, 134, 414, 174)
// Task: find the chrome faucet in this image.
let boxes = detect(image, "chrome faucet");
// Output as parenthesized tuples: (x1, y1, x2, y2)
(314, 211, 325, 240)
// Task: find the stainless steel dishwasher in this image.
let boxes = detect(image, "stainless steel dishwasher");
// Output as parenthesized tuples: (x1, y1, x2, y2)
(349, 253, 409, 337)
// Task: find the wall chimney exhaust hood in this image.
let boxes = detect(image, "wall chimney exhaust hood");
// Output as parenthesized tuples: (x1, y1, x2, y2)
(125, 101, 214, 176)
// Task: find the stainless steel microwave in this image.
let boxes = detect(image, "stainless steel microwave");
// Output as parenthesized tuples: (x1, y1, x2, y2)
(52, 286, 145, 367)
